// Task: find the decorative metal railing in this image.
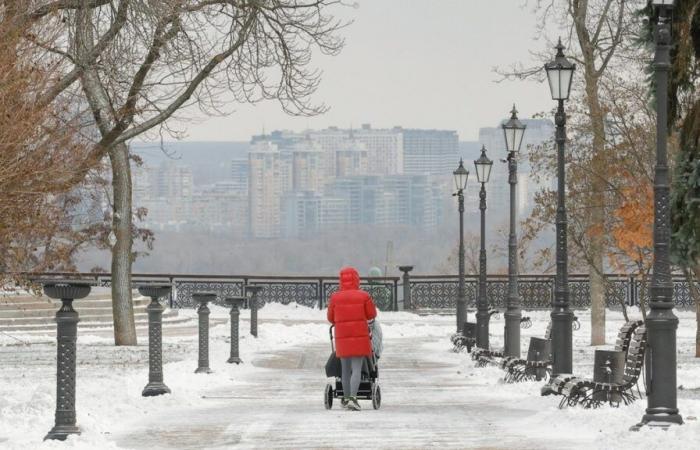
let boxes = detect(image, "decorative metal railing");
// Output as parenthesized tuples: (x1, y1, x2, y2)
(6, 271, 698, 311)
(407, 274, 697, 310)
(88, 273, 399, 311)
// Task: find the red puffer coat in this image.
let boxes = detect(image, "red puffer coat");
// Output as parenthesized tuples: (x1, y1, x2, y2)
(327, 267, 377, 358)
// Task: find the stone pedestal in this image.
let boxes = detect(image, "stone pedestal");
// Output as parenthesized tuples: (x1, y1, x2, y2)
(138, 284, 172, 396)
(193, 292, 217, 374)
(42, 281, 92, 441)
(225, 297, 246, 364)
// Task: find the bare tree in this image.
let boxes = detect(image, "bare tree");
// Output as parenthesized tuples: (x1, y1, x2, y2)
(0, 1, 104, 282)
(65, 1, 344, 345)
(503, 0, 641, 345)
(439, 232, 482, 276)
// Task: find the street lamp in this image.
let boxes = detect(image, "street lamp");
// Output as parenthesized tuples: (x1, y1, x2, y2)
(474, 146, 493, 349)
(633, 0, 683, 430)
(502, 105, 525, 357)
(453, 159, 469, 333)
(544, 38, 575, 379)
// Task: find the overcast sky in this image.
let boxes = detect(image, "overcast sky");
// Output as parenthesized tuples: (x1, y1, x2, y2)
(170, 0, 556, 143)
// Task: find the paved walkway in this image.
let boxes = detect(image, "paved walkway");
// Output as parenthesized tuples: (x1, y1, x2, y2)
(113, 335, 589, 449)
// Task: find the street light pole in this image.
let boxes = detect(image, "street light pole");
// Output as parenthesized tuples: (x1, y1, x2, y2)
(551, 97, 573, 375)
(502, 106, 525, 358)
(633, 0, 682, 430)
(453, 160, 469, 333)
(544, 39, 576, 377)
(505, 149, 520, 357)
(474, 146, 493, 348)
(458, 188, 466, 333)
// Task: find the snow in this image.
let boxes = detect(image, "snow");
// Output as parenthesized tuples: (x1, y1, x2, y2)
(1, 304, 699, 449)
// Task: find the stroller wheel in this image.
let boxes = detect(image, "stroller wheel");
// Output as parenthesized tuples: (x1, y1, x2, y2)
(372, 383, 381, 410)
(324, 383, 334, 410)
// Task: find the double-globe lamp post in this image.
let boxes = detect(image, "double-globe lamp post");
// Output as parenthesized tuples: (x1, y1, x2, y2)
(502, 106, 526, 357)
(544, 39, 575, 378)
(474, 146, 493, 349)
(453, 159, 469, 333)
(633, 0, 682, 430)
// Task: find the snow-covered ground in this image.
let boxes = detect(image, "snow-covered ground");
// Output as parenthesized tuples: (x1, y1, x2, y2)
(0, 304, 698, 449)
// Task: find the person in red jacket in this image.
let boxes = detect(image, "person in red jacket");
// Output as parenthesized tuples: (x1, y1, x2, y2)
(327, 266, 377, 411)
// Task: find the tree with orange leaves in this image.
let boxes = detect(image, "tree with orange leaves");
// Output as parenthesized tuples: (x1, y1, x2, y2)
(608, 181, 655, 319)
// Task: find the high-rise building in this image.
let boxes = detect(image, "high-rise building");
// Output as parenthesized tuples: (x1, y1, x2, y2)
(289, 140, 324, 192)
(230, 159, 249, 194)
(252, 124, 464, 179)
(303, 125, 404, 176)
(323, 175, 442, 232)
(324, 176, 369, 225)
(154, 161, 193, 198)
(244, 125, 461, 237)
(401, 128, 459, 176)
(335, 140, 369, 177)
(190, 190, 248, 234)
(248, 140, 292, 238)
(352, 124, 404, 175)
(305, 127, 348, 178)
(132, 162, 193, 231)
(320, 197, 350, 228)
(280, 191, 322, 238)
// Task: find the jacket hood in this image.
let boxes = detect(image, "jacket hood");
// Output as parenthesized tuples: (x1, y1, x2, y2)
(339, 267, 361, 291)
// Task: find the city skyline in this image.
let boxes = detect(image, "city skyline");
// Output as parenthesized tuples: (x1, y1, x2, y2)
(131, 117, 555, 241)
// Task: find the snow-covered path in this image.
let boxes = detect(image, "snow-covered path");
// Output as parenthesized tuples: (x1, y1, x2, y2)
(115, 335, 587, 449)
(2, 305, 700, 449)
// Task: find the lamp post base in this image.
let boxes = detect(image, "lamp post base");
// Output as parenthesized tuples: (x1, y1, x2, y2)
(142, 382, 171, 397)
(45, 425, 80, 441)
(550, 309, 573, 376)
(475, 310, 490, 350)
(227, 356, 243, 364)
(630, 411, 683, 431)
(503, 310, 521, 358)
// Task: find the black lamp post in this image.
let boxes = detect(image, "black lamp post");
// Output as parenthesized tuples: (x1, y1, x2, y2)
(453, 159, 469, 333)
(544, 39, 576, 377)
(474, 146, 493, 349)
(633, 0, 683, 430)
(502, 105, 526, 357)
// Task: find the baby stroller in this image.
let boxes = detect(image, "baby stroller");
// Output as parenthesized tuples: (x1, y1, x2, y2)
(324, 324, 381, 410)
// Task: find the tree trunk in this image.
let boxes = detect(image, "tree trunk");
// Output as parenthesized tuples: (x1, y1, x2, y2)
(74, 7, 137, 345)
(589, 252, 606, 344)
(109, 143, 137, 346)
(586, 79, 608, 346)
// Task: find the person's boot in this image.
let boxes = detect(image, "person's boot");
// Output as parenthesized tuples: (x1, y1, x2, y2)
(341, 397, 349, 409)
(347, 396, 361, 411)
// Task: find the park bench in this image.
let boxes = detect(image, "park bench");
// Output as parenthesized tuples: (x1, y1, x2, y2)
(503, 318, 642, 384)
(473, 315, 581, 371)
(501, 336, 551, 383)
(544, 321, 646, 408)
(542, 319, 643, 396)
(450, 309, 500, 352)
(472, 320, 554, 367)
